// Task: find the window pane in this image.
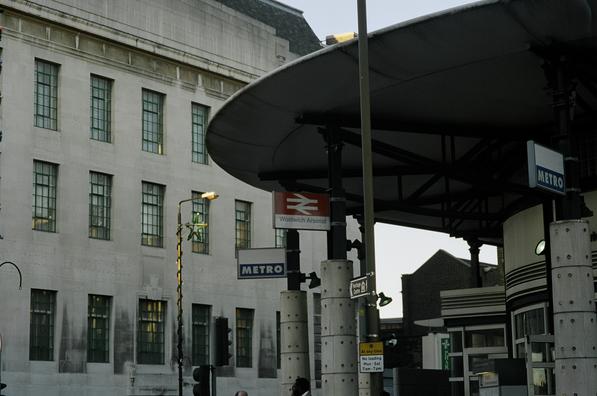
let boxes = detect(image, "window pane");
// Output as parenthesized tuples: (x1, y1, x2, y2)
(450, 381, 465, 396)
(192, 103, 208, 164)
(275, 229, 287, 248)
(450, 331, 463, 353)
(533, 368, 555, 395)
(235, 201, 251, 250)
(30, 289, 56, 361)
(89, 172, 112, 240)
(137, 299, 165, 364)
(192, 191, 209, 254)
(32, 161, 58, 232)
(142, 182, 164, 247)
(90, 75, 112, 142)
(192, 304, 211, 366)
(34, 60, 58, 130)
(464, 328, 504, 348)
(236, 308, 254, 367)
(142, 89, 164, 154)
(514, 308, 545, 339)
(88, 295, 111, 363)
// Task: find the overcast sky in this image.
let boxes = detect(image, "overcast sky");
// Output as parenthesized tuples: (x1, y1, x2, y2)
(278, 0, 494, 318)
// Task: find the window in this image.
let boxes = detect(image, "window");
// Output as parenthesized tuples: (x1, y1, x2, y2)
(142, 89, 164, 154)
(275, 229, 287, 248)
(192, 103, 208, 164)
(236, 308, 254, 367)
(514, 307, 545, 339)
(90, 75, 112, 142)
(34, 59, 58, 130)
(142, 182, 164, 247)
(88, 295, 111, 363)
(192, 191, 209, 254)
(192, 304, 211, 366)
(235, 200, 251, 250)
(30, 289, 56, 361)
(32, 160, 57, 232)
(465, 328, 504, 348)
(89, 172, 112, 240)
(137, 299, 165, 364)
(313, 293, 322, 388)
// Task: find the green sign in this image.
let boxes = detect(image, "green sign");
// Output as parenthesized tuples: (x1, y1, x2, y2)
(441, 338, 451, 370)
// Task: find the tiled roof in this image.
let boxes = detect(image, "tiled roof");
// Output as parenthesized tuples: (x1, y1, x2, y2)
(215, 0, 322, 56)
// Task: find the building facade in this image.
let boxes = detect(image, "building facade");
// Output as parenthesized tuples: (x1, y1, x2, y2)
(0, 1, 327, 395)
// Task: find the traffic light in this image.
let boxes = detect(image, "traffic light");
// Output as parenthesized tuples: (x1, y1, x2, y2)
(215, 317, 232, 366)
(192, 365, 210, 396)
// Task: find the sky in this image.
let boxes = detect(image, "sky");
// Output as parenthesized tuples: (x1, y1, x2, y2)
(278, 0, 495, 318)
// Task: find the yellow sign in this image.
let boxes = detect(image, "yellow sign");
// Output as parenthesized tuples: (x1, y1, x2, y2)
(359, 341, 383, 356)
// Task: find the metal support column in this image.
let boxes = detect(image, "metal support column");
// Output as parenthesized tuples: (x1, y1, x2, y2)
(280, 229, 310, 395)
(467, 239, 482, 288)
(550, 220, 597, 394)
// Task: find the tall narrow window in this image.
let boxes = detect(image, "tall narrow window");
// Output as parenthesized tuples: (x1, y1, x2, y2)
(192, 103, 208, 164)
(137, 299, 165, 364)
(235, 200, 251, 250)
(88, 294, 111, 363)
(236, 308, 254, 367)
(30, 289, 56, 361)
(192, 191, 209, 254)
(192, 304, 211, 366)
(90, 75, 112, 142)
(89, 172, 112, 240)
(142, 89, 164, 154)
(142, 182, 164, 247)
(313, 293, 322, 388)
(32, 160, 58, 232)
(34, 59, 58, 130)
(275, 229, 287, 248)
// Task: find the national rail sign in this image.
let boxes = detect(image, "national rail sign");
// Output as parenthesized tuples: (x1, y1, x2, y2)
(527, 141, 566, 195)
(273, 191, 330, 231)
(237, 248, 286, 279)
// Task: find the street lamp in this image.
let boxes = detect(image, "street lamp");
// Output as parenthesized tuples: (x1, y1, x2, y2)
(177, 192, 218, 396)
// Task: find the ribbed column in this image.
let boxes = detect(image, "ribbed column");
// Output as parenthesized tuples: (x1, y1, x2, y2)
(321, 259, 358, 395)
(280, 290, 310, 395)
(550, 220, 597, 395)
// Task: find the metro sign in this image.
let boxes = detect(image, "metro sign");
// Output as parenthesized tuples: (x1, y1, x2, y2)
(273, 191, 330, 231)
(527, 141, 566, 195)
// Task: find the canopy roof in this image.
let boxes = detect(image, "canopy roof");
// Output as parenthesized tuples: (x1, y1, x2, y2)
(207, 0, 597, 245)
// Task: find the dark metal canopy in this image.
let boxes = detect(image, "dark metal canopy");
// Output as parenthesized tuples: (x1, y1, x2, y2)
(207, 0, 597, 245)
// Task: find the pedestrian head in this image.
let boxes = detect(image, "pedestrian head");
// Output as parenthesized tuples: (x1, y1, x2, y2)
(291, 377, 310, 396)
(235, 391, 248, 396)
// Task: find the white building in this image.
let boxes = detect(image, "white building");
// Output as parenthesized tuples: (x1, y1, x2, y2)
(0, 1, 328, 395)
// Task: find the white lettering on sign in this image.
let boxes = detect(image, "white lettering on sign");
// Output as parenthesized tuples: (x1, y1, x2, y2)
(286, 194, 319, 215)
(239, 264, 284, 277)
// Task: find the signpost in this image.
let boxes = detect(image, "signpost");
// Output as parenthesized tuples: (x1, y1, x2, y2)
(350, 275, 370, 299)
(359, 341, 384, 373)
(527, 141, 566, 195)
(273, 192, 330, 231)
(237, 248, 286, 279)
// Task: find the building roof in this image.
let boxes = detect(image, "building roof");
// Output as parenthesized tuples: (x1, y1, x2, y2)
(215, 0, 322, 55)
(406, 250, 495, 278)
(206, 0, 597, 246)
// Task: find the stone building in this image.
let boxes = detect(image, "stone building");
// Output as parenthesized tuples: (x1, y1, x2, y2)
(0, 1, 326, 395)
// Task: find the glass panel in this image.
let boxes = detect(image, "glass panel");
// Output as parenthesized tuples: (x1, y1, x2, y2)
(468, 355, 489, 374)
(88, 294, 111, 362)
(450, 331, 463, 353)
(89, 172, 112, 240)
(141, 182, 164, 247)
(192, 103, 208, 164)
(142, 89, 164, 154)
(469, 379, 480, 396)
(533, 368, 555, 395)
(450, 381, 464, 396)
(516, 342, 526, 359)
(90, 75, 112, 142)
(514, 308, 545, 339)
(34, 60, 58, 130)
(192, 304, 210, 366)
(450, 356, 463, 377)
(30, 289, 56, 361)
(235, 201, 251, 250)
(275, 229, 287, 248)
(531, 342, 554, 363)
(137, 299, 165, 364)
(464, 328, 504, 348)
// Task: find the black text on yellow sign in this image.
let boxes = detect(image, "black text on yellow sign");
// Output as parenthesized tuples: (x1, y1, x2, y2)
(359, 341, 384, 356)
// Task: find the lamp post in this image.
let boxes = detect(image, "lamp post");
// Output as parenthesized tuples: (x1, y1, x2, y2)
(177, 192, 218, 396)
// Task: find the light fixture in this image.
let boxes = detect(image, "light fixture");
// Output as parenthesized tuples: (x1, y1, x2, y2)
(201, 191, 219, 200)
(300, 272, 321, 289)
(377, 292, 392, 307)
(325, 32, 357, 45)
(535, 239, 546, 255)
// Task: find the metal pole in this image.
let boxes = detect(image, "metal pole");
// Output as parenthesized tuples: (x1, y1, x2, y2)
(357, 0, 381, 394)
(177, 204, 184, 396)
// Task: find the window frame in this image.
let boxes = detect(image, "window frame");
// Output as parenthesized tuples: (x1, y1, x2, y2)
(34, 59, 59, 130)
(235, 308, 254, 368)
(29, 289, 56, 361)
(88, 294, 111, 363)
(137, 298, 166, 365)
(191, 103, 208, 164)
(192, 304, 211, 366)
(90, 74, 113, 142)
(32, 160, 58, 232)
(141, 89, 164, 154)
(235, 200, 252, 251)
(141, 182, 165, 248)
(89, 171, 112, 240)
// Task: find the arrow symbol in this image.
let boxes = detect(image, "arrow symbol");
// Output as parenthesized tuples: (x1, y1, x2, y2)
(286, 194, 319, 215)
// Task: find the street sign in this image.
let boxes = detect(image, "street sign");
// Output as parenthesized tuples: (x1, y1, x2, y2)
(237, 248, 286, 279)
(273, 191, 330, 231)
(359, 341, 384, 373)
(527, 140, 565, 195)
(350, 275, 369, 299)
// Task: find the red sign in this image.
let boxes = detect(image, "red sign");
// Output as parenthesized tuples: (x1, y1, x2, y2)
(273, 192, 330, 231)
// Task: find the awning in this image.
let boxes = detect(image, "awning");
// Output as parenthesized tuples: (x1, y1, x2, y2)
(207, 0, 597, 244)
